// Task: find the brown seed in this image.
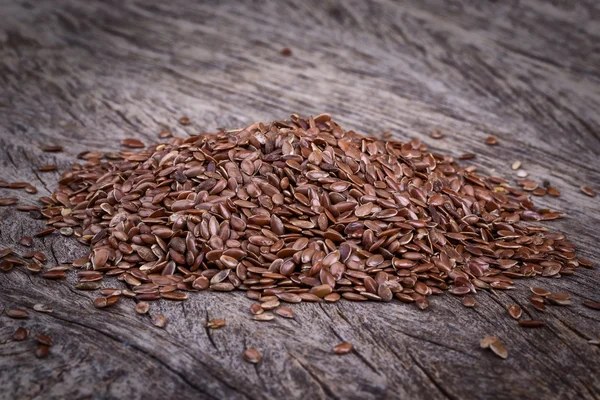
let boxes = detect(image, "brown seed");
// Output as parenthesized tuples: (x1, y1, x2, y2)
(519, 320, 545, 328)
(13, 327, 28, 341)
(250, 304, 264, 315)
(19, 236, 33, 247)
(431, 130, 444, 139)
(459, 153, 475, 160)
(135, 302, 150, 314)
(34, 228, 55, 237)
(324, 293, 341, 303)
(333, 342, 353, 355)
(580, 186, 596, 197)
(39, 165, 57, 172)
(35, 344, 50, 358)
(583, 301, 600, 310)
(41, 145, 63, 152)
(507, 305, 522, 320)
(206, 319, 226, 329)
(280, 48, 292, 56)
(462, 296, 476, 308)
(253, 313, 275, 321)
(274, 306, 295, 319)
(415, 297, 429, 310)
(35, 334, 52, 346)
(547, 186, 560, 197)
(151, 313, 167, 328)
(121, 138, 145, 148)
(158, 130, 173, 138)
(242, 348, 261, 363)
(485, 136, 498, 145)
(6, 308, 29, 319)
(0, 198, 18, 206)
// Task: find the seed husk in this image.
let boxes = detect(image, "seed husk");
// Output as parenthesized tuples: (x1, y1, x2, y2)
(13, 327, 28, 341)
(253, 313, 275, 321)
(33, 303, 53, 313)
(242, 348, 261, 363)
(480, 336, 500, 349)
(333, 342, 353, 354)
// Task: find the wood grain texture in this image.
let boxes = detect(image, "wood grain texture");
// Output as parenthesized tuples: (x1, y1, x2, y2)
(1, 1, 599, 399)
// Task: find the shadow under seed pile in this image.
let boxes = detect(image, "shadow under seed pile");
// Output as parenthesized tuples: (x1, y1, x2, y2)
(23, 114, 590, 314)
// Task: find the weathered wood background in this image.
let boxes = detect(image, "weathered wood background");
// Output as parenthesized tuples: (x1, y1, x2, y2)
(1, 1, 599, 399)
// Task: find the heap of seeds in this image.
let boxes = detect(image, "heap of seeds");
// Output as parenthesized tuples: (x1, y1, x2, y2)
(3, 114, 593, 317)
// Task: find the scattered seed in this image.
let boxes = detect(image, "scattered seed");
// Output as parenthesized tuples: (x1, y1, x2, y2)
(179, 116, 191, 126)
(250, 304, 264, 315)
(333, 342, 353, 355)
(121, 138, 145, 148)
(507, 305, 522, 320)
(480, 336, 499, 349)
(489, 339, 508, 359)
(274, 306, 295, 319)
(35, 334, 52, 346)
(13, 327, 28, 341)
(583, 301, 600, 310)
(431, 130, 444, 139)
(580, 186, 596, 197)
(242, 348, 261, 363)
(39, 165, 57, 172)
(158, 130, 173, 138)
(151, 314, 167, 328)
(19, 236, 33, 247)
(511, 161, 521, 170)
(33, 303, 53, 313)
(0, 198, 18, 206)
(206, 319, 226, 329)
(34, 228, 55, 237)
(462, 296, 476, 308)
(41, 145, 63, 152)
(485, 136, 498, 145)
(135, 302, 150, 314)
(253, 313, 275, 321)
(35, 344, 50, 358)
(519, 320, 545, 328)
(459, 153, 476, 160)
(280, 48, 292, 56)
(516, 170, 528, 178)
(6, 308, 29, 319)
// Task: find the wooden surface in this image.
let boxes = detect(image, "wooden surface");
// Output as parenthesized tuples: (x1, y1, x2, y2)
(1, 1, 599, 399)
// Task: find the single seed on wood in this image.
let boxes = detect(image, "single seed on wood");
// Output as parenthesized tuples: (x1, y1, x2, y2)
(580, 186, 596, 197)
(480, 336, 500, 349)
(530, 287, 550, 297)
(583, 301, 600, 310)
(33, 303, 53, 313)
(489, 339, 508, 359)
(485, 136, 498, 145)
(516, 170, 528, 178)
(253, 313, 275, 321)
(39, 165, 57, 172)
(135, 302, 150, 314)
(459, 153, 475, 160)
(415, 298, 429, 310)
(280, 48, 292, 56)
(35, 334, 52, 346)
(121, 138, 145, 148)
(242, 348, 261, 363)
(41, 145, 63, 152)
(158, 130, 172, 138)
(519, 320, 545, 328)
(151, 314, 167, 328)
(179, 116, 191, 125)
(508, 305, 522, 320)
(0, 198, 18, 206)
(13, 327, 28, 341)
(274, 306, 295, 319)
(547, 186, 560, 197)
(333, 342, 353, 355)
(19, 236, 33, 247)
(35, 344, 50, 358)
(206, 319, 226, 329)
(462, 296, 476, 308)
(6, 308, 29, 319)
(431, 130, 443, 139)
(34, 228, 55, 237)
(511, 161, 521, 170)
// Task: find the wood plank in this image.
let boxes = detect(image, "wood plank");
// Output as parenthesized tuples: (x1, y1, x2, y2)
(1, 1, 599, 399)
